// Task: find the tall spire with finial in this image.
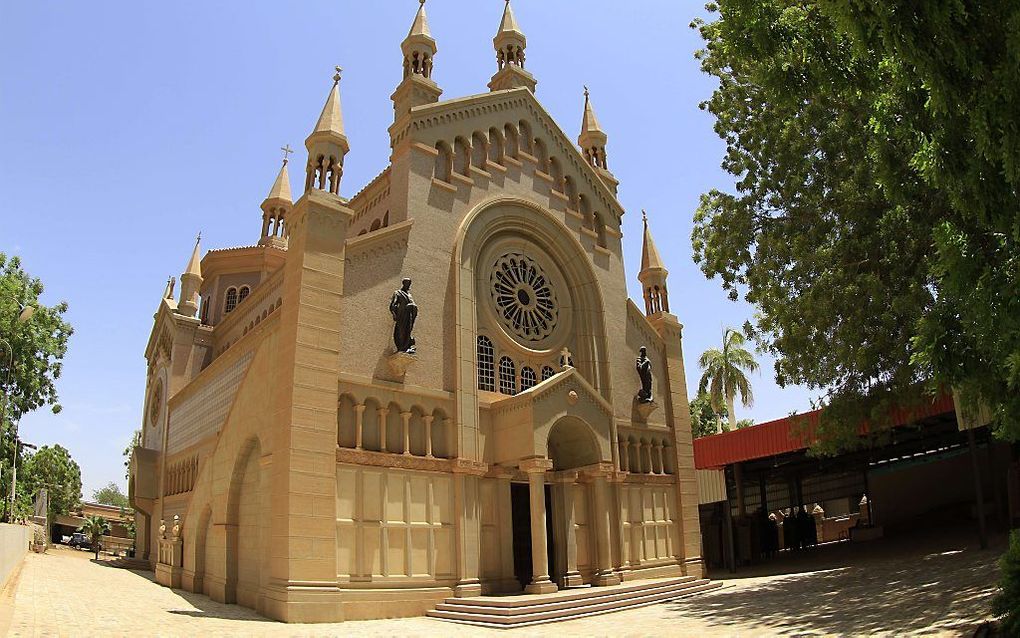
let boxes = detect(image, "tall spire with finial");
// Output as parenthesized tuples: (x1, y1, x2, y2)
(305, 66, 350, 195)
(579, 86, 608, 169)
(638, 211, 670, 315)
(177, 233, 203, 318)
(577, 85, 618, 193)
(260, 146, 294, 248)
(392, 0, 442, 128)
(488, 0, 537, 93)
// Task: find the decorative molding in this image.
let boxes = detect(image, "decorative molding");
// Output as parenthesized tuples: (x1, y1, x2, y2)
(345, 218, 413, 264)
(336, 447, 453, 473)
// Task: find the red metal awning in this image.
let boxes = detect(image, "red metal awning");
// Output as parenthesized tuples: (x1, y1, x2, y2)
(693, 393, 956, 469)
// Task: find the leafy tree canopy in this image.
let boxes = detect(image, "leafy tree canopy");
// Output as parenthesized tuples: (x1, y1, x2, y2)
(689, 391, 721, 439)
(691, 0, 1020, 452)
(123, 429, 140, 481)
(0, 254, 73, 512)
(22, 444, 81, 521)
(92, 481, 129, 509)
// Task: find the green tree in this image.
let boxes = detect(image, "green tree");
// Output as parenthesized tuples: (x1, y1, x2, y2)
(735, 418, 754, 430)
(0, 254, 73, 518)
(689, 0, 1020, 452)
(22, 444, 81, 526)
(993, 530, 1020, 635)
(78, 514, 110, 560)
(698, 328, 759, 431)
(92, 481, 129, 509)
(689, 390, 725, 438)
(123, 429, 140, 481)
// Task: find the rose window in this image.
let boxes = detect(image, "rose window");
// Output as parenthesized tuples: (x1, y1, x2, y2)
(490, 253, 558, 342)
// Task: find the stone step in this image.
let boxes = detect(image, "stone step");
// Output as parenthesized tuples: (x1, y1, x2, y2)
(445, 575, 696, 608)
(434, 577, 700, 616)
(427, 578, 722, 627)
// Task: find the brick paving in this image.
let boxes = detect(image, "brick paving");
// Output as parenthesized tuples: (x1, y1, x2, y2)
(1, 526, 1003, 637)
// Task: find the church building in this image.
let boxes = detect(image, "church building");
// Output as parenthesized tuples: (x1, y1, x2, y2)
(130, 1, 706, 623)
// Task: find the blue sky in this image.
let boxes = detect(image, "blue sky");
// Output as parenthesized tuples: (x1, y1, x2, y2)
(0, 1, 814, 498)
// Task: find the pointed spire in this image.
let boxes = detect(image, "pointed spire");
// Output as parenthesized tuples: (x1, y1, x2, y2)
(638, 211, 670, 316)
(640, 212, 665, 272)
(185, 233, 202, 277)
(581, 86, 605, 138)
(177, 234, 203, 318)
(261, 150, 293, 248)
(497, 0, 524, 38)
(305, 67, 350, 195)
(266, 155, 293, 203)
(408, 0, 431, 38)
(579, 85, 610, 171)
(313, 68, 346, 137)
(489, 0, 536, 92)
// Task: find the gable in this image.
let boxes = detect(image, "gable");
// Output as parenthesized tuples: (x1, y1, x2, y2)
(403, 88, 624, 224)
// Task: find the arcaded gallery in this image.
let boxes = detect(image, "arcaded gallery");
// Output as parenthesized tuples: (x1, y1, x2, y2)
(129, 1, 714, 624)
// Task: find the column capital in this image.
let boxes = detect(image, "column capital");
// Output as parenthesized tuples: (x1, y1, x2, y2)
(579, 461, 616, 481)
(519, 457, 553, 474)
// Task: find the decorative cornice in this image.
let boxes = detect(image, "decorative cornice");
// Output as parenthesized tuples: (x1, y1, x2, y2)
(345, 219, 413, 264)
(336, 447, 454, 473)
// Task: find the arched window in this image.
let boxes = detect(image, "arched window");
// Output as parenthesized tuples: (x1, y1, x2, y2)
(454, 137, 471, 176)
(520, 366, 537, 392)
(471, 131, 488, 169)
(487, 127, 504, 165)
(549, 157, 564, 192)
(579, 194, 593, 229)
(370, 219, 381, 232)
(435, 141, 453, 182)
(518, 120, 533, 154)
(504, 123, 519, 158)
(224, 287, 238, 314)
(498, 356, 517, 395)
(541, 365, 555, 381)
(594, 212, 608, 248)
(477, 336, 495, 392)
(238, 286, 251, 304)
(534, 138, 548, 173)
(563, 176, 577, 205)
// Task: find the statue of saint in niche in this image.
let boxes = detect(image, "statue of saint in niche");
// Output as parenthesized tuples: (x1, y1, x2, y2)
(389, 277, 418, 354)
(636, 346, 654, 403)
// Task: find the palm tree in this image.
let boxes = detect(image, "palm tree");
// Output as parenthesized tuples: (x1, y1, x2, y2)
(78, 515, 110, 560)
(698, 328, 759, 432)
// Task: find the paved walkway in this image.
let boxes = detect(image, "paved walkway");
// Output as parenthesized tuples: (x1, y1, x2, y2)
(0, 526, 1003, 637)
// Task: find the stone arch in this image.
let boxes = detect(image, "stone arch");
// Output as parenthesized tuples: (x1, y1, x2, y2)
(337, 393, 357, 448)
(504, 123, 519, 158)
(362, 397, 382, 451)
(431, 407, 451, 459)
(487, 127, 504, 165)
(224, 436, 267, 607)
(546, 417, 600, 471)
(385, 400, 403, 453)
(454, 136, 471, 175)
(518, 120, 533, 154)
(193, 504, 213, 596)
(453, 198, 613, 458)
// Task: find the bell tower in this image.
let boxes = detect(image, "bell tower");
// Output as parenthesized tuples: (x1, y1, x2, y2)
(259, 147, 294, 248)
(391, 0, 442, 126)
(304, 67, 350, 195)
(638, 211, 670, 316)
(488, 0, 536, 93)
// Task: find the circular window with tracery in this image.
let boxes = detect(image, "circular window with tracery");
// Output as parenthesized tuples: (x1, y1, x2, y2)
(490, 253, 559, 342)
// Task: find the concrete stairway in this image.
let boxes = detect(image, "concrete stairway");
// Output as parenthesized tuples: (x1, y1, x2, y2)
(427, 576, 722, 628)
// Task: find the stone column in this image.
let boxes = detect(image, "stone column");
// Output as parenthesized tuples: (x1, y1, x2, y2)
(520, 458, 557, 594)
(452, 459, 487, 597)
(379, 407, 389, 453)
(620, 439, 630, 472)
(643, 442, 652, 475)
(653, 441, 664, 475)
(589, 467, 621, 587)
(424, 415, 434, 458)
(555, 473, 583, 588)
(401, 411, 412, 456)
(354, 403, 365, 450)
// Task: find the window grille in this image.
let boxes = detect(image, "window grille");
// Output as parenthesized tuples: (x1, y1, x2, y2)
(238, 286, 250, 303)
(541, 365, 555, 381)
(224, 287, 238, 314)
(477, 336, 495, 391)
(521, 366, 537, 392)
(498, 356, 517, 395)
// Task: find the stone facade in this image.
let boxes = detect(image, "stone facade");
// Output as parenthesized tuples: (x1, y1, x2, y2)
(129, 1, 703, 623)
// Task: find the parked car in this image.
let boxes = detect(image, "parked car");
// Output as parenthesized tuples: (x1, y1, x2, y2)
(68, 532, 91, 550)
